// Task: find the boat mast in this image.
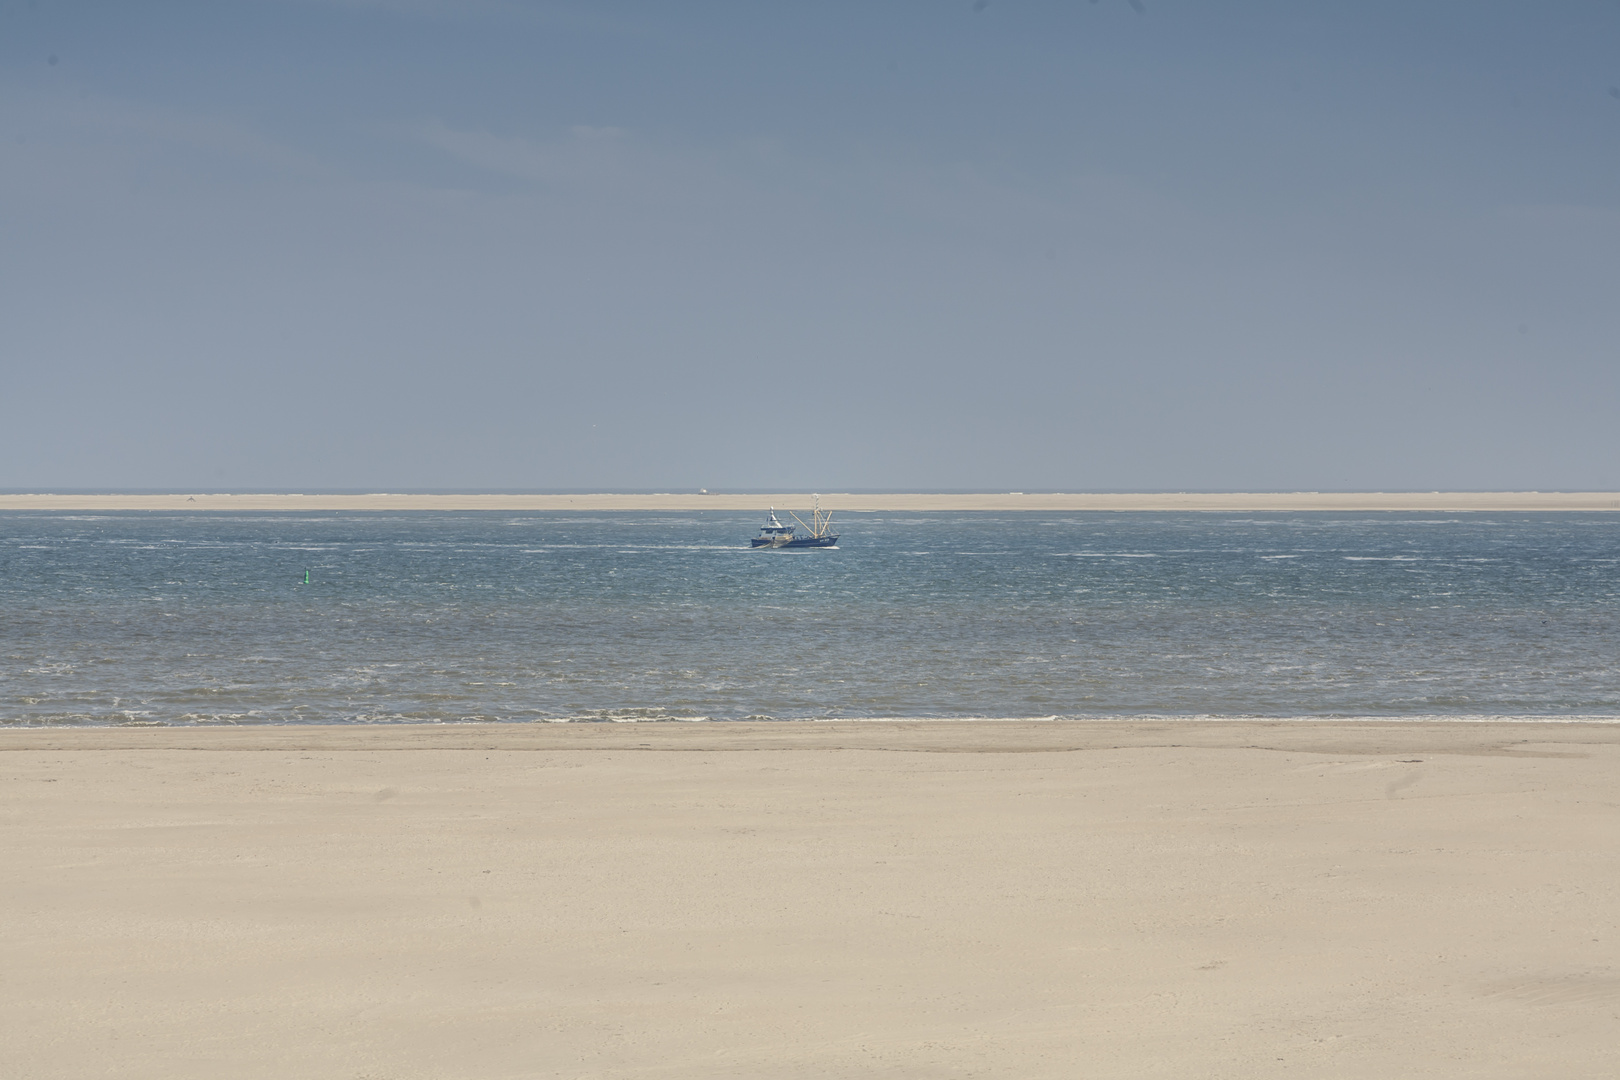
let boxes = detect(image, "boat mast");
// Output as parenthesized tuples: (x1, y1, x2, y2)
(787, 495, 834, 538)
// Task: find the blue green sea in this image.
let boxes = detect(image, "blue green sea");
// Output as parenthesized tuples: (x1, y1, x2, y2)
(4, 511, 1619, 725)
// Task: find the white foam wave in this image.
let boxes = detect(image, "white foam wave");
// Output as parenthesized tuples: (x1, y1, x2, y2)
(1052, 552, 1159, 558)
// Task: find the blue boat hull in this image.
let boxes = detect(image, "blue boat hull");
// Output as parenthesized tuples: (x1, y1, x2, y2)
(751, 534, 838, 548)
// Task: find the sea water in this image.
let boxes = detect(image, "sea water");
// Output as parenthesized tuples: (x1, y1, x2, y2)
(3, 510, 1619, 725)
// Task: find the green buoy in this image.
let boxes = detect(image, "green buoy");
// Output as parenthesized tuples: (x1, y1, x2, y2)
(303, 570, 310, 585)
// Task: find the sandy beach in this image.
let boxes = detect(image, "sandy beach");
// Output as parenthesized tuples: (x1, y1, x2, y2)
(3, 491, 1620, 512)
(4, 720, 1617, 1079)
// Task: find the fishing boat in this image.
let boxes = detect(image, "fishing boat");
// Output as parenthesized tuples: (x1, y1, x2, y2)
(751, 497, 838, 548)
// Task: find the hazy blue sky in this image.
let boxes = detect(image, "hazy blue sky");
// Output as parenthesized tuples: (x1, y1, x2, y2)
(4, 1, 1618, 491)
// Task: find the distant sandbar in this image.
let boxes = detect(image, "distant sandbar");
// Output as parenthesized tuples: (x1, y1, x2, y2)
(1, 491, 1618, 512)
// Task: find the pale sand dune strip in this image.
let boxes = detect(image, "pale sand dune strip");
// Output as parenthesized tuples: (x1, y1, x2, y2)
(3, 491, 1620, 511)
(3, 721, 1618, 1079)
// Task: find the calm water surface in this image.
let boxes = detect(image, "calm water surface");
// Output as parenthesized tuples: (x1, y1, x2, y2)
(3, 511, 1619, 724)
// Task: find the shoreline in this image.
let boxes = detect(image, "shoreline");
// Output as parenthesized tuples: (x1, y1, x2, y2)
(7, 715, 1620, 734)
(7, 717, 1620, 752)
(3, 491, 1620, 512)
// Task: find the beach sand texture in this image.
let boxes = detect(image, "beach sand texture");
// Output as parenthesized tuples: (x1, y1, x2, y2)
(3, 491, 1620, 511)
(4, 721, 1618, 1079)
